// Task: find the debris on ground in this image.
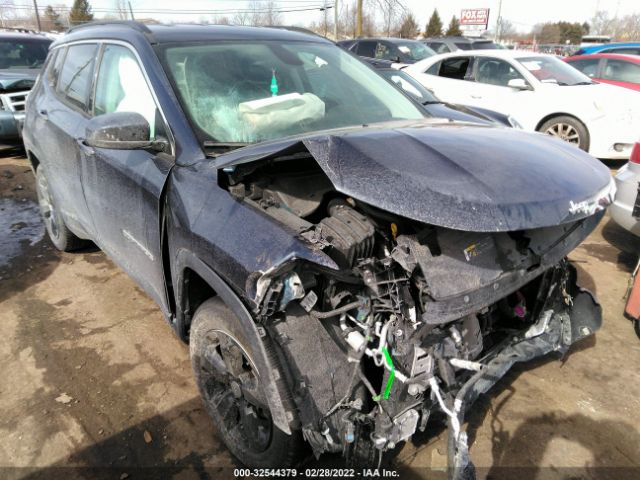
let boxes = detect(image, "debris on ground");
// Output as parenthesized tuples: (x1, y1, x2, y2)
(55, 393, 73, 404)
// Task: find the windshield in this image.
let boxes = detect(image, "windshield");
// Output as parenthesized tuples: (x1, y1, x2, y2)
(162, 42, 425, 144)
(0, 39, 51, 69)
(378, 69, 438, 103)
(517, 55, 593, 86)
(394, 41, 435, 61)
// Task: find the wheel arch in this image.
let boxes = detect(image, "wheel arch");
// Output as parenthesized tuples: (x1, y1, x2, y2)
(173, 249, 295, 435)
(535, 112, 591, 143)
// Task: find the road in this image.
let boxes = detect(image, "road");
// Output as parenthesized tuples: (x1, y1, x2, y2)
(1, 149, 639, 479)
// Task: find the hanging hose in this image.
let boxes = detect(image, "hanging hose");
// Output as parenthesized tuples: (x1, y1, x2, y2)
(310, 300, 364, 319)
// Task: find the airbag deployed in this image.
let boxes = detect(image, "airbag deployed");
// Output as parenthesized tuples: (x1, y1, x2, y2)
(239, 93, 325, 134)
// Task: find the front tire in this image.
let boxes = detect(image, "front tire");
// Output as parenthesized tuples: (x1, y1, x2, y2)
(35, 167, 87, 252)
(190, 297, 304, 468)
(539, 116, 590, 151)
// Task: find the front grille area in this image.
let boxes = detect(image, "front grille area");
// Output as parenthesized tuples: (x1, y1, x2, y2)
(0, 91, 29, 112)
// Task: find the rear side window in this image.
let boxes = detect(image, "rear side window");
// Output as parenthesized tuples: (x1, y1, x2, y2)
(567, 57, 600, 78)
(356, 41, 376, 57)
(46, 47, 66, 85)
(426, 61, 440, 74)
(56, 43, 97, 111)
(602, 59, 640, 84)
(439, 57, 471, 80)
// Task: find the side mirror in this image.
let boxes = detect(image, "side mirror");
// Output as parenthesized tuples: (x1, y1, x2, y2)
(507, 78, 531, 90)
(85, 111, 168, 152)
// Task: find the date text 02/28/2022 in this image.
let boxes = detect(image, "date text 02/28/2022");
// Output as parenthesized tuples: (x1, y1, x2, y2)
(233, 468, 400, 477)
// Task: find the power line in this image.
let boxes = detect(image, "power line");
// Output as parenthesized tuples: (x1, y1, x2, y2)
(0, 3, 330, 14)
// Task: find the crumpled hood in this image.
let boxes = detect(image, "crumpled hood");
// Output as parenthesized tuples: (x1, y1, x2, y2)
(215, 121, 614, 232)
(0, 70, 37, 92)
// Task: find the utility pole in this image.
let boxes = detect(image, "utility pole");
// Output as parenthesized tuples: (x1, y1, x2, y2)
(128, 1, 135, 20)
(334, 0, 338, 40)
(495, 0, 503, 42)
(32, 0, 41, 31)
(356, 0, 362, 37)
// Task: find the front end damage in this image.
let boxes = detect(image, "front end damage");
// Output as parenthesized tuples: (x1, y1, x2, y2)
(255, 213, 602, 476)
(215, 124, 612, 476)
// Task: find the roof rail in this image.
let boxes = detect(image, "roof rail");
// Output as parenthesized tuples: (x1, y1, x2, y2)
(67, 20, 152, 34)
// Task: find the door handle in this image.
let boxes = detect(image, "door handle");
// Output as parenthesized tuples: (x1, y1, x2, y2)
(38, 109, 48, 119)
(76, 137, 95, 157)
(470, 95, 482, 99)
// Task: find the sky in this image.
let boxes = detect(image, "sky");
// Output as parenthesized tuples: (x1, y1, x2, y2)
(25, 0, 640, 32)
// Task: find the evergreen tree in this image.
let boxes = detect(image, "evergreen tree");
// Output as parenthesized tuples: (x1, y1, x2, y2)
(69, 0, 94, 25)
(445, 15, 462, 36)
(425, 9, 443, 37)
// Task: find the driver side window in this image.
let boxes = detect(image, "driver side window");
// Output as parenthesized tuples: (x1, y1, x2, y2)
(475, 57, 525, 87)
(93, 44, 159, 140)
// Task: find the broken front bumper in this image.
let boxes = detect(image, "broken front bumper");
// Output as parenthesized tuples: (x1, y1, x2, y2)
(448, 288, 602, 480)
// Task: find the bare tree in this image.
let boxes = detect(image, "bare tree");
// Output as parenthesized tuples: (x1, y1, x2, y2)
(376, 0, 404, 37)
(232, 11, 252, 26)
(588, 10, 621, 36)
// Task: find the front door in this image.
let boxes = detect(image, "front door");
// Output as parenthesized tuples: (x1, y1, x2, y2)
(81, 43, 174, 315)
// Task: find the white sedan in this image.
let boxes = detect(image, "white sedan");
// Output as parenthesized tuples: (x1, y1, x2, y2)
(405, 50, 640, 159)
(610, 141, 640, 236)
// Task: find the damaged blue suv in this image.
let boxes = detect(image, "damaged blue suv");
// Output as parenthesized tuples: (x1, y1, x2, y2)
(24, 21, 614, 477)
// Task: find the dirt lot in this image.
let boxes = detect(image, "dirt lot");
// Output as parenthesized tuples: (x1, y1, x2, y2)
(1, 149, 639, 480)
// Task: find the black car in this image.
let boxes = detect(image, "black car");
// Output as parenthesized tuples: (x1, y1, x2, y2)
(24, 22, 611, 475)
(338, 37, 435, 64)
(422, 36, 498, 54)
(362, 57, 518, 127)
(0, 32, 52, 143)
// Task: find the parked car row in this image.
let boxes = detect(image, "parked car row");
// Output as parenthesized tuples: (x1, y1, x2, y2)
(402, 49, 640, 160)
(20, 22, 617, 478)
(0, 32, 52, 143)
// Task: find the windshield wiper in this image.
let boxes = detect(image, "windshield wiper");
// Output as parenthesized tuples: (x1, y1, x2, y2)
(422, 100, 443, 105)
(203, 141, 248, 156)
(571, 81, 594, 86)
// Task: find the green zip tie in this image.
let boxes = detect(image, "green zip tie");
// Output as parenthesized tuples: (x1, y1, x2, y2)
(373, 347, 395, 402)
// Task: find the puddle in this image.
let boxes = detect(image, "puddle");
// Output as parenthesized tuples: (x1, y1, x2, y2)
(0, 197, 44, 268)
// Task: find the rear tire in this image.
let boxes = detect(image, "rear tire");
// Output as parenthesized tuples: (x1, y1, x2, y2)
(539, 116, 590, 151)
(190, 297, 304, 468)
(634, 319, 640, 340)
(35, 167, 87, 252)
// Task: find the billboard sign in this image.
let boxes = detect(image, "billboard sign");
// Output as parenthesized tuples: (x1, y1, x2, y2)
(460, 8, 490, 27)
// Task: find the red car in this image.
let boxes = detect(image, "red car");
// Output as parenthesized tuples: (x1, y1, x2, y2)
(564, 53, 640, 91)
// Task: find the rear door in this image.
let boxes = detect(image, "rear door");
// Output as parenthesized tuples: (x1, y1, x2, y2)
(426, 55, 474, 103)
(34, 42, 99, 238)
(81, 42, 174, 314)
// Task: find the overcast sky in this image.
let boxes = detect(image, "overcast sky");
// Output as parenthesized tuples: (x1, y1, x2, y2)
(40, 0, 640, 32)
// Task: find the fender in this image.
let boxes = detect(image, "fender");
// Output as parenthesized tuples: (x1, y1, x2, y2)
(173, 248, 294, 435)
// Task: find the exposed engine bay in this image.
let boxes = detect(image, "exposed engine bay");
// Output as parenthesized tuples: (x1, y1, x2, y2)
(221, 155, 604, 478)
